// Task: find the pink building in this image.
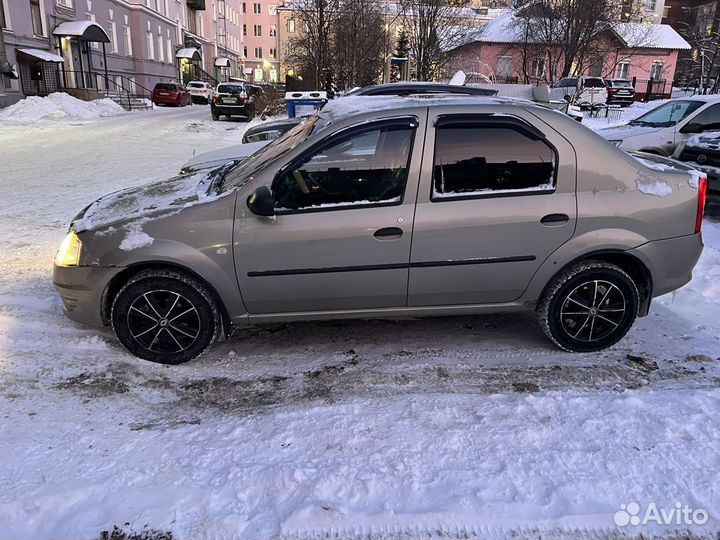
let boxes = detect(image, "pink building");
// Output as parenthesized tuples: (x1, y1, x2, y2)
(240, 0, 279, 82)
(446, 12, 691, 88)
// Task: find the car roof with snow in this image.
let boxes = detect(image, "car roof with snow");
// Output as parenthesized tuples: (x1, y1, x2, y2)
(318, 94, 540, 125)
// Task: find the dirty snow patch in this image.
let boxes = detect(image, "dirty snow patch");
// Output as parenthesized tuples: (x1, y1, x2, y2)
(687, 169, 703, 189)
(636, 179, 673, 197)
(0, 92, 125, 125)
(119, 221, 154, 251)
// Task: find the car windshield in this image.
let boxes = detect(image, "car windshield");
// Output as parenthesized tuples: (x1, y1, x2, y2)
(628, 100, 705, 128)
(217, 84, 244, 95)
(220, 116, 320, 192)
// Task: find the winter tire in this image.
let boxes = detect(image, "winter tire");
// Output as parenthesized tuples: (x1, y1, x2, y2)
(111, 270, 220, 364)
(538, 261, 640, 353)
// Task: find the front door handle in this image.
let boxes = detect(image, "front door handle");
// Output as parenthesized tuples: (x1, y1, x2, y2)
(374, 227, 403, 239)
(541, 213, 570, 225)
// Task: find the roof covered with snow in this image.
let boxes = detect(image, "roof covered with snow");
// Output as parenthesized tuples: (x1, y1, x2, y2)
(52, 21, 110, 42)
(176, 47, 202, 60)
(447, 11, 690, 51)
(16, 48, 64, 63)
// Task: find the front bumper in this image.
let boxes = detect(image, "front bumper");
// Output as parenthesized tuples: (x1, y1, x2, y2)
(53, 264, 125, 327)
(628, 233, 704, 298)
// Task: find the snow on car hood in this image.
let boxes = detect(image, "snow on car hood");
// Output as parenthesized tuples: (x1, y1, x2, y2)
(598, 124, 661, 141)
(72, 171, 221, 233)
(181, 140, 269, 172)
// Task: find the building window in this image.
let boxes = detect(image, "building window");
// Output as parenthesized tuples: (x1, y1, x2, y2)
(253, 2, 260, 13)
(242, 1, 246, 12)
(243, 23, 246, 36)
(253, 24, 261, 36)
(0, 0, 6, 28)
(166, 38, 172, 62)
(616, 61, 630, 79)
(287, 18, 295, 33)
(57, 0, 73, 8)
(269, 25, 276, 37)
(496, 56, 512, 78)
(147, 31, 155, 59)
(532, 57, 545, 79)
(269, 68, 277, 82)
(108, 21, 118, 53)
(123, 25, 133, 55)
(243, 45, 247, 58)
(646, 0, 656, 10)
(157, 34, 164, 61)
(254, 46, 262, 59)
(268, 4, 276, 15)
(651, 61, 664, 80)
(269, 47, 276, 59)
(29, 0, 43, 36)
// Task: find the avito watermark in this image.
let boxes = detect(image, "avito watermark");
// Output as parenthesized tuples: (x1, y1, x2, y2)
(614, 502, 709, 527)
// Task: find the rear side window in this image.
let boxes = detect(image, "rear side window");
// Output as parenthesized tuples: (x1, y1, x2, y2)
(432, 125, 555, 199)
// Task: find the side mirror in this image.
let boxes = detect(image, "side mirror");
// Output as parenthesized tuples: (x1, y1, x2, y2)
(247, 186, 275, 216)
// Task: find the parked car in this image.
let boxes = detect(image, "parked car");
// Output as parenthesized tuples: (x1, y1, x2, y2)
(211, 82, 257, 121)
(599, 95, 720, 156)
(187, 81, 214, 104)
(54, 95, 706, 363)
(152, 83, 192, 107)
(605, 79, 636, 106)
(673, 132, 720, 199)
(180, 141, 269, 174)
(347, 82, 498, 97)
(242, 117, 302, 143)
(551, 77, 608, 109)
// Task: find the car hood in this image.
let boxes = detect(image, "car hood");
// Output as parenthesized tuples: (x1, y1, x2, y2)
(598, 124, 661, 141)
(72, 170, 223, 233)
(181, 141, 269, 172)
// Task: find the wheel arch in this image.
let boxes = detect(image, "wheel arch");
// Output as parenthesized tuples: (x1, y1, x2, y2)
(101, 261, 234, 337)
(538, 250, 654, 317)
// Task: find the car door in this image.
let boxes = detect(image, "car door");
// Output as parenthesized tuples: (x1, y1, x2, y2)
(676, 103, 720, 147)
(233, 115, 425, 315)
(407, 107, 577, 306)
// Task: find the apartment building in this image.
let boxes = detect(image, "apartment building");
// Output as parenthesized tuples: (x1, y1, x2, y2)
(240, 0, 279, 82)
(0, 0, 245, 106)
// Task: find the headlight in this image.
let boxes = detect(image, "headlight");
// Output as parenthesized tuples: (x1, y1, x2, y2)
(55, 231, 83, 267)
(608, 140, 624, 147)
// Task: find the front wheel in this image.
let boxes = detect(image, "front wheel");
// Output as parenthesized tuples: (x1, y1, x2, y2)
(537, 261, 639, 353)
(111, 270, 220, 364)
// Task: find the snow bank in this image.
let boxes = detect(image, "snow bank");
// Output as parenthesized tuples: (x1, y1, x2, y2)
(0, 92, 125, 125)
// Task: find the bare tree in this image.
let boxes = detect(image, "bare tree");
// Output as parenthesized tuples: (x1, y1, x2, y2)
(512, 0, 644, 81)
(285, 0, 340, 90)
(399, 0, 479, 81)
(334, 0, 386, 89)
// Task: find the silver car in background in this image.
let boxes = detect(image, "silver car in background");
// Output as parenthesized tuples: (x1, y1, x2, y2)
(54, 96, 707, 364)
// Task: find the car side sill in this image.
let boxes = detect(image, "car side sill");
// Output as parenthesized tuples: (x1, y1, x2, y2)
(244, 302, 528, 324)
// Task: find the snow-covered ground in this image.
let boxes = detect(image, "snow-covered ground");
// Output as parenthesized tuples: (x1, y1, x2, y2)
(1, 102, 720, 540)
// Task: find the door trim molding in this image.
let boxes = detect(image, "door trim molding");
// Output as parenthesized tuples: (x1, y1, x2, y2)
(247, 255, 536, 277)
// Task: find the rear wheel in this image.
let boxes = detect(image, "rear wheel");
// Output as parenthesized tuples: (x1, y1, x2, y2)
(538, 261, 639, 352)
(111, 270, 220, 364)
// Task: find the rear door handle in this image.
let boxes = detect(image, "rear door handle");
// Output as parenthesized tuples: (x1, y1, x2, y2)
(374, 227, 403, 239)
(541, 213, 570, 225)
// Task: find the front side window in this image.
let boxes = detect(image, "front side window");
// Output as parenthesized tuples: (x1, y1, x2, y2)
(432, 123, 555, 199)
(273, 123, 415, 211)
(685, 104, 720, 132)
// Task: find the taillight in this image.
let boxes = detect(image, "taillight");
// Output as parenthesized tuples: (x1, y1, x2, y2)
(213, 94, 221, 103)
(695, 175, 707, 234)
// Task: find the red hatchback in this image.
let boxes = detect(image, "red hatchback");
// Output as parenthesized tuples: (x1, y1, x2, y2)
(152, 83, 192, 107)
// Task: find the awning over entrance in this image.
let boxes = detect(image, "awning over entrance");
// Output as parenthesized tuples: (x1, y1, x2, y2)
(214, 57, 231, 67)
(16, 48, 65, 63)
(52, 21, 111, 42)
(176, 48, 202, 60)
